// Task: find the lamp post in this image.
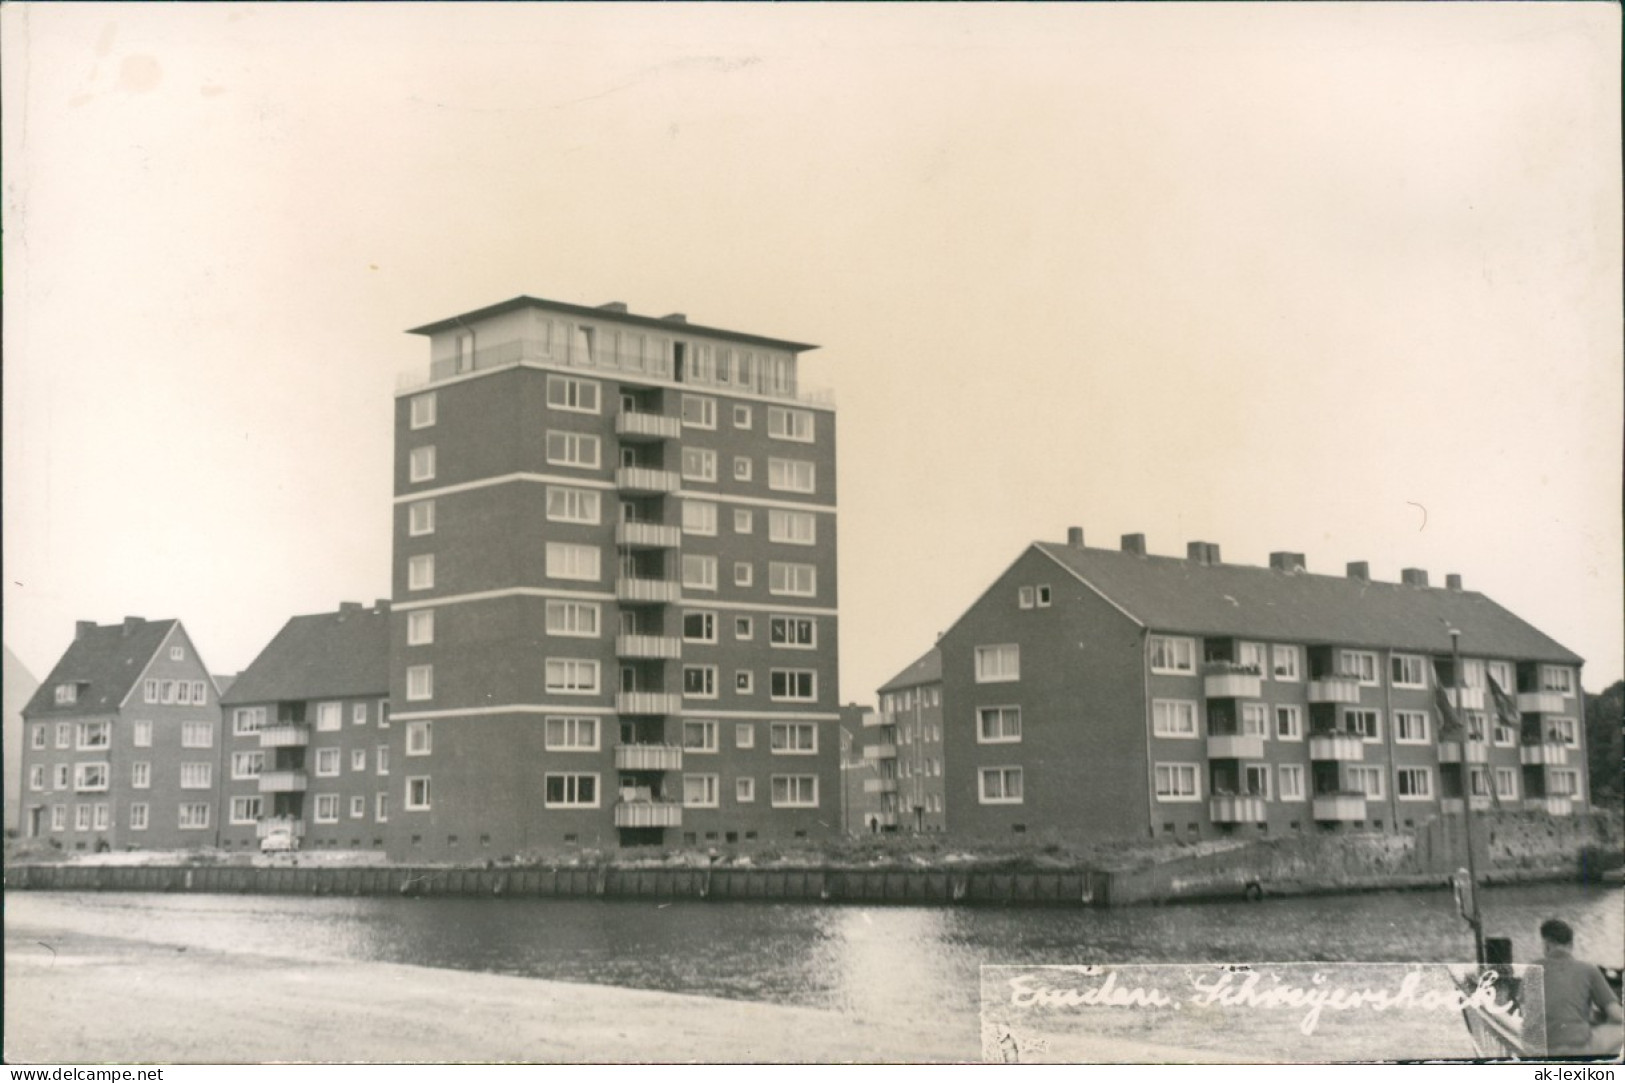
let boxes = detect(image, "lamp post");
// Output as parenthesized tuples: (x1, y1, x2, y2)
(1451, 627, 1487, 967)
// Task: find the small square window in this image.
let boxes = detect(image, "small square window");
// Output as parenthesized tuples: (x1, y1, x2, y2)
(733, 457, 753, 481)
(734, 562, 753, 587)
(733, 405, 752, 429)
(735, 617, 753, 640)
(734, 510, 754, 534)
(735, 671, 754, 694)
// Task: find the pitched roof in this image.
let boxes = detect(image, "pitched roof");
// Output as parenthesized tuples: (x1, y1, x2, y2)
(221, 605, 390, 705)
(22, 619, 178, 718)
(1033, 542, 1582, 665)
(879, 647, 942, 693)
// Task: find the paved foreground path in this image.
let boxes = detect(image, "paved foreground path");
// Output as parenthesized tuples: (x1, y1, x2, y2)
(5, 897, 976, 1064)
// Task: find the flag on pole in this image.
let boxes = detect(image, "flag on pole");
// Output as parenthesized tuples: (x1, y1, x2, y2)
(1487, 674, 1521, 736)
(1433, 683, 1463, 740)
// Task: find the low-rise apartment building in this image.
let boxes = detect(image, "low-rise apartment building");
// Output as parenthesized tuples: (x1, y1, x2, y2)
(871, 648, 946, 832)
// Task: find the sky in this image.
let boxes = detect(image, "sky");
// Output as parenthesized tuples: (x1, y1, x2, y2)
(4, 3, 1621, 706)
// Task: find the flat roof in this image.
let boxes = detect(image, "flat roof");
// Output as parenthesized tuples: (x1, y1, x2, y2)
(407, 296, 819, 354)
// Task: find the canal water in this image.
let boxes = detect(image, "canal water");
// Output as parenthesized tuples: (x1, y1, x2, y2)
(9, 882, 1620, 1028)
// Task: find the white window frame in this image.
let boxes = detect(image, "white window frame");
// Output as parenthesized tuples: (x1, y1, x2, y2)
(406, 664, 434, 702)
(767, 458, 816, 493)
(1347, 765, 1385, 799)
(229, 796, 262, 825)
(1278, 764, 1305, 802)
(406, 776, 432, 810)
(1549, 769, 1579, 797)
(1274, 705, 1303, 741)
(1018, 586, 1034, 609)
(182, 721, 214, 748)
(1149, 636, 1196, 675)
(410, 392, 437, 429)
(683, 774, 720, 808)
(377, 746, 390, 775)
(1548, 717, 1579, 749)
(681, 393, 717, 430)
(769, 722, 818, 755)
(314, 748, 341, 778)
(683, 666, 718, 700)
(1390, 654, 1428, 689)
(735, 722, 755, 749)
(1344, 708, 1382, 743)
(544, 716, 600, 752)
(1154, 762, 1201, 802)
(409, 499, 436, 537)
(315, 702, 342, 732)
(1540, 666, 1574, 695)
(351, 749, 367, 772)
(733, 456, 753, 482)
(977, 706, 1022, 744)
(545, 430, 602, 470)
(74, 762, 110, 792)
(733, 509, 754, 534)
(546, 486, 602, 525)
(768, 509, 817, 546)
(682, 500, 718, 537)
(975, 644, 1020, 684)
(545, 542, 601, 582)
(544, 772, 602, 808)
(681, 447, 718, 483)
(1151, 699, 1199, 739)
(683, 610, 717, 644)
(408, 554, 435, 591)
(769, 615, 817, 650)
(406, 720, 432, 756)
(1339, 650, 1379, 686)
(1494, 767, 1519, 800)
(547, 374, 602, 415)
(232, 707, 265, 736)
(682, 719, 719, 753)
(1394, 710, 1430, 745)
(683, 554, 718, 592)
(545, 658, 601, 695)
(1272, 644, 1302, 682)
(313, 794, 340, 824)
(409, 445, 437, 483)
(1240, 702, 1270, 738)
(77, 721, 111, 750)
(767, 406, 815, 443)
(408, 609, 435, 646)
(770, 774, 819, 808)
(735, 777, 756, 803)
(230, 751, 263, 780)
(979, 766, 1024, 805)
(767, 561, 816, 597)
(376, 792, 390, 822)
(179, 803, 212, 830)
(769, 669, 817, 702)
(1396, 767, 1433, 801)
(545, 600, 600, 638)
(733, 562, 753, 588)
(733, 404, 753, 429)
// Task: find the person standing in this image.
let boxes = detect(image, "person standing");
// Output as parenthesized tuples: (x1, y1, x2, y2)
(1539, 918, 1623, 1057)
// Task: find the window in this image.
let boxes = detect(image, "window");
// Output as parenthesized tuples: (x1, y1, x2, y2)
(733, 509, 754, 534)
(54, 683, 77, 705)
(30, 724, 45, 750)
(406, 777, 432, 810)
(74, 763, 110, 792)
(546, 431, 601, 469)
(1390, 655, 1427, 688)
(409, 445, 436, 482)
(1278, 765, 1305, 801)
(768, 562, 816, 597)
(682, 500, 718, 536)
(980, 767, 1024, 804)
(1272, 645, 1301, 681)
(230, 796, 262, 825)
(377, 746, 390, 775)
(547, 374, 601, 414)
(1154, 763, 1200, 801)
(144, 679, 160, 704)
(1345, 709, 1382, 742)
(735, 616, 753, 640)
(1152, 700, 1198, 738)
(545, 716, 599, 751)
(1238, 642, 1267, 674)
(409, 499, 436, 536)
(546, 486, 601, 525)
(77, 721, 111, 750)
(1493, 716, 1517, 747)
(734, 405, 753, 429)
(735, 670, 754, 694)
(681, 394, 717, 429)
(410, 392, 437, 429)
(683, 774, 720, 807)
(314, 748, 340, 777)
(767, 406, 814, 442)
(182, 721, 214, 747)
(1494, 767, 1519, 800)
(545, 659, 600, 695)
(683, 554, 718, 591)
(190, 680, 209, 705)
(735, 723, 755, 749)
(54, 765, 69, 790)
(376, 793, 390, 822)
(767, 458, 815, 493)
(1486, 661, 1516, 694)
(770, 722, 817, 754)
(683, 610, 717, 643)
(76, 804, 93, 831)
(313, 794, 340, 823)
(1462, 659, 1486, 689)
(978, 706, 1022, 743)
(768, 509, 817, 545)
(544, 773, 600, 808)
(56, 723, 71, 749)
(975, 644, 1020, 683)
(408, 554, 435, 591)
(1244, 765, 1271, 798)
(378, 699, 390, 728)
(315, 703, 342, 732)
(51, 805, 67, 831)
(545, 601, 600, 638)
(683, 666, 718, 698)
(769, 669, 817, 701)
(344, 795, 362, 819)
(29, 765, 44, 791)
(1037, 585, 1052, 607)
(1240, 703, 1269, 737)
(1339, 651, 1379, 685)
(733, 562, 754, 588)
(769, 615, 816, 648)
(771, 775, 818, 807)
(1149, 636, 1196, 674)
(179, 803, 211, 830)
(351, 749, 367, 772)
(1394, 711, 1429, 744)
(1347, 766, 1384, 798)
(1396, 768, 1433, 800)
(681, 447, 717, 482)
(1548, 717, 1579, 748)
(1541, 666, 1574, 695)
(232, 708, 265, 736)
(736, 777, 756, 803)
(1018, 586, 1034, 609)
(230, 752, 263, 780)
(1550, 769, 1579, 797)
(546, 542, 601, 582)
(406, 664, 434, 701)
(1464, 710, 1489, 743)
(408, 609, 435, 646)
(1275, 705, 1303, 741)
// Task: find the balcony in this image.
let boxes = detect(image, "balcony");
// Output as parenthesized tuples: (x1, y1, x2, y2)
(1207, 733, 1265, 760)
(863, 743, 898, 761)
(1442, 796, 1494, 814)
(255, 817, 307, 840)
(258, 770, 309, 794)
(1517, 691, 1567, 714)
(616, 411, 683, 441)
(616, 691, 683, 716)
(1444, 687, 1486, 712)
(1438, 740, 1489, 765)
(617, 577, 681, 605)
(871, 811, 898, 828)
(259, 723, 311, 749)
(1210, 794, 1267, 824)
(616, 634, 682, 660)
(614, 801, 683, 829)
(861, 712, 886, 728)
(1308, 733, 1365, 761)
(1203, 669, 1263, 700)
(1519, 743, 1569, 766)
(1312, 792, 1367, 822)
(1307, 678, 1363, 705)
(614, 744, 684, 772)
(616, 521, 681, 549)
(615, 466, 681, 494)
(1526, 796, 1574, 817)
(864, 777, 899, 795)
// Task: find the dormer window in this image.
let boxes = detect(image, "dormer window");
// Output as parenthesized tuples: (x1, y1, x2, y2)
(54, 683, 78, 705)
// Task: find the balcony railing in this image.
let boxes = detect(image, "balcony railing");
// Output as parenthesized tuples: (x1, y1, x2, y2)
(616, 634, 682, 660)
(255, 817, 307, 839)
(617, 577, 681, 605)
(1308, 733, 1365, 761)
(616, 691, 683, 716)
(863, 743, 898, 760)
(864, 777, 899, 795)
(1518, 743, 1569, 766)
(1307, 678, 1363, 705)
(1203, 667, 1263, 700)
(615, 466, 682, 494)
(861, 712, 886, 728)
(1526, 796, 1574, 817)
(1517, 691, 1567, 714)
(616, 411, 683, 441)
(1438, 740, 1489, 765)
(259, 723, 311, 749)
(614, 744, 684, 772)
(1445, 687, 1486, 712)
(614, 801, 684, 829)
(258, 770, 309, 793)
(1312, 792, 1367, 822)
(615, 521, 682, 549)
(1210, 794, 1267, 824)
(1206, 733, 1265, 760)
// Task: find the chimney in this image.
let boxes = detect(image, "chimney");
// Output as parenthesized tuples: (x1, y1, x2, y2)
(75, 620, 97, 640)
(1446, 574, 1463, 591)
(661, 313, 688, 323)
(1187, 541, 1220, 566)
(1067, 526, 1085, 549)
(122, 616, 144, 635)
(1121, 533, 1147, 556)
(1347, 562, 1370, 582)
(597, 301, 628, 313)
(1401, 568, 1430, 588)
(1269, 552, 1306, 573)
(339, 601, 363, 614)
(374, 599, 392, 612)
